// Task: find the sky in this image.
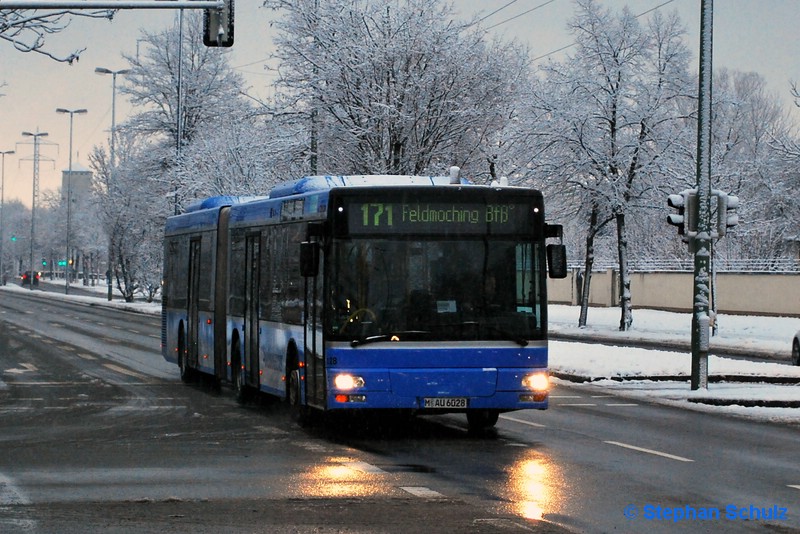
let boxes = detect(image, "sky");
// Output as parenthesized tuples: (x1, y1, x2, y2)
(0, 0, 798, 208)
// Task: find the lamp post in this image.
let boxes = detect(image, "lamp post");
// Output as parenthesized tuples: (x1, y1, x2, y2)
(95, 67, 130, 301)
(0, 149, 14, 285)
(21, 131, 48, 292)
(56, 108, 87, 294)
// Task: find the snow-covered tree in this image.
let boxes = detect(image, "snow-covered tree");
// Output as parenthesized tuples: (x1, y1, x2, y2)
(0, 200, 30, 282)
(89, 131, 166, 302)
(526, 0, 694, 330)
(121, 11, 246, 149)
(709, 70, 800, 263)
(263, 0, 530, 178)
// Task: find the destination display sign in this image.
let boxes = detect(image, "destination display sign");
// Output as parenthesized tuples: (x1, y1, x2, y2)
(345, 200, 537, 235)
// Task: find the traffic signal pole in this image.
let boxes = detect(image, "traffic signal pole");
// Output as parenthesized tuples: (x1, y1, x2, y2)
(691, 0, 714, 390)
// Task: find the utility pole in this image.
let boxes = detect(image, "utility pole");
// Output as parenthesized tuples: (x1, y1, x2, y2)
(175, 8, 184, 215)
(0, 150, 14, 285)
(691, 0, 714, 390)
(20, 130, 51, 291)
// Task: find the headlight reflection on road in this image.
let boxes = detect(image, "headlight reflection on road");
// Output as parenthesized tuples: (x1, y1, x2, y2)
(296, 457, 382, 498)
(506, 454, 564, 521)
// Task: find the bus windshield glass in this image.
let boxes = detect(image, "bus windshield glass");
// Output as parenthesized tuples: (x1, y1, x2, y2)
(326, 237, 546, 343)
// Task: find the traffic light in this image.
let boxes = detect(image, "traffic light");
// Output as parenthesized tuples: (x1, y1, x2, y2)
(667, 194, 686, 234)
(716, 192, 739, 237)
(204, 0, 234, 47)
(42, 258, 47, 267)
(667, 188, 697, 238)
(10, 235, 16, 242)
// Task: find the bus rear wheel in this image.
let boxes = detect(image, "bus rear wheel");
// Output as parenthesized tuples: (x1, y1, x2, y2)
(466, 409, 499, 432)
(178, 335, 194, 383)
(231, 362, 251, 404)
(288, 369, 310, 425)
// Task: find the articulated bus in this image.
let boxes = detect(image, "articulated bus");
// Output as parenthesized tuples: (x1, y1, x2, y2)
(161, 173, 567, 430)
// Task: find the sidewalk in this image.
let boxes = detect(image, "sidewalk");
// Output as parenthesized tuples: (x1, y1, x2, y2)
(547, 305, 800, 421)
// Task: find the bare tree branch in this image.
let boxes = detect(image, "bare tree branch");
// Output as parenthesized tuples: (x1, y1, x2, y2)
(0, 8, 115, 64)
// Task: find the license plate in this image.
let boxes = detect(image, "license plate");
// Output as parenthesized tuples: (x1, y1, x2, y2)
(423, 397, 468, 409)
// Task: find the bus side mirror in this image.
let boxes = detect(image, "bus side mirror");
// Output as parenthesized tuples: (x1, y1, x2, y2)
(547, 244, 568, 279)
(300, 241, 319, 277)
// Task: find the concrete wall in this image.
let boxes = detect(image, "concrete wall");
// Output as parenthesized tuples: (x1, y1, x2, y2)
(548, 269, 800, 317)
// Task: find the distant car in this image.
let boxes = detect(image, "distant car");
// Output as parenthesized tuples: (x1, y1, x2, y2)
(20, 271, 40, 286)
(793, 331, 800, 366)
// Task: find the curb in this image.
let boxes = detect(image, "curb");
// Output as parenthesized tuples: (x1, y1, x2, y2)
(687, 398, 800, 408)
(551, 372, 800, 385)
(551, 372, 800, 408)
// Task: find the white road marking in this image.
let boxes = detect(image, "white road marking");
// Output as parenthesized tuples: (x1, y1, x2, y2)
(788, 485, 800, 491)
(102, 363, 147, 379)
(0, 478, 35, 530)
(606, 403, 638, 407)
(605, 441, 694, 462)
(0, 473, 31, 505)
(499, 414, 546, 428)
(346, 461, 386, 474)
(400, 486, 445, 498)
(4, 363, 37, 375)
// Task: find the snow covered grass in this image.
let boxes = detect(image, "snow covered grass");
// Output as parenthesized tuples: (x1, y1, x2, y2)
(548, 305, 800, 424)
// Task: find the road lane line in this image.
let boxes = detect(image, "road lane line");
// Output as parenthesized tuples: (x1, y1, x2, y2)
(102, 363, 147, 379)
(499, 414, 546, 428)
(604, 441, 694, 462)
(788, 485, 800, 491)
(400, 486, 445, 498)
(346, 461, 386, 474)
(606, 403, 638, 407)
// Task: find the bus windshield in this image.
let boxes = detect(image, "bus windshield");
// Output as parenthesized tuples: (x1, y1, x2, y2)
(326, 237, 545, 344)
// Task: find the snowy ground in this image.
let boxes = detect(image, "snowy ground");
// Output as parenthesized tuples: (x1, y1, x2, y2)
(4, 280, 800, 424)
(549, 305, 800, 424)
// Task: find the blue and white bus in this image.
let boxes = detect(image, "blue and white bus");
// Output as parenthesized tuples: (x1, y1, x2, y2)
(161, 173, 567, 430)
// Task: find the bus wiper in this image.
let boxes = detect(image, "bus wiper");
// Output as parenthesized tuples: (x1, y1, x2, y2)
(350, 334, 392, 347)
(350, 331, 431, 347)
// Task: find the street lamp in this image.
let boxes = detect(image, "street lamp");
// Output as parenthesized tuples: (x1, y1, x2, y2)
(95, 67, 130, 301)
(56, 108, 87, 295)
(21, 131, 48, 292)
(0, 149, 15, 285)
(94, 68, 130, 171)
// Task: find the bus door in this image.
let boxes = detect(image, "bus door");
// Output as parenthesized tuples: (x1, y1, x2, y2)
(304, 248, 325, 407)
(186, 238, 201, 369)
(244, 234, 261, 387)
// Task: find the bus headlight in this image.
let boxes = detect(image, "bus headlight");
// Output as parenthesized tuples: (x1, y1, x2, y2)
(522, 372, 549, 392)
(333, 374, 365, 390)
